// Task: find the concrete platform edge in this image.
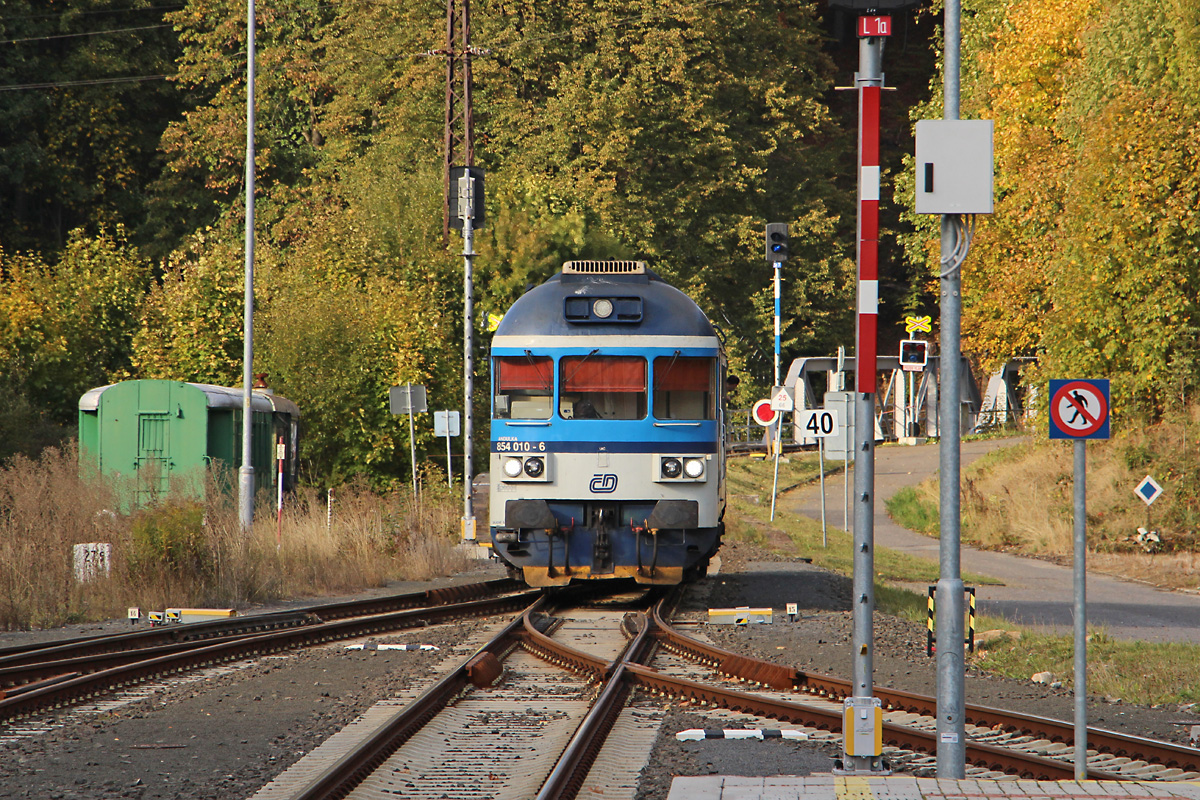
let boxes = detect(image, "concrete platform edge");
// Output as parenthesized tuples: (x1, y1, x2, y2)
(665, 776, 1200, 800)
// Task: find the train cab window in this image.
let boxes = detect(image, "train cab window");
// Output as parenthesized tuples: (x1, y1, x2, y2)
(559, 355, 646, 420)
(494, 355, 553, 419)
(653, 356, 716, 420)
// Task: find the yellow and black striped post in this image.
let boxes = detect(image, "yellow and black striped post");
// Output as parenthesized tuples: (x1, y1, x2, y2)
(966, 586, 976, 652)
(926, 586, 936, 656)
(927, 585, 975, 655)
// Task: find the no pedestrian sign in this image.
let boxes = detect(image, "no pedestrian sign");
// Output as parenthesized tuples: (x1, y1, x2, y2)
(1048, 379, 1110, 440)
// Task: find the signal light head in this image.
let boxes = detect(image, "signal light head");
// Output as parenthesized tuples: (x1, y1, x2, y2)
(764, 223, 789, 262)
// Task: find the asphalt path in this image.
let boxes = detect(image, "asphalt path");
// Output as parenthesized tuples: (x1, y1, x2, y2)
(782, 438, 1200, 643)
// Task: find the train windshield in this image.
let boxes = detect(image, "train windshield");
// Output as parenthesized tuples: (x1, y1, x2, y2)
(653, 356, 716, 420)
(560, 355, 647, 420)
(494, 355, 553, 419)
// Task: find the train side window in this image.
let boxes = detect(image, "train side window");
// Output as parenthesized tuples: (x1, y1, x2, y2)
(653, 356, 715, 420)
(494, 355, 553, 419)
(560, 355, 646, 420)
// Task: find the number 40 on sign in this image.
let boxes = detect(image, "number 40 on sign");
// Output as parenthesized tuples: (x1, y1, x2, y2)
(799, 409, 839, 438)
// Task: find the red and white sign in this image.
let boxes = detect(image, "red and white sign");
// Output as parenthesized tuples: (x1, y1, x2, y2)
(770, 386, 794, 412)
(1049, 380, 1109, 438)
(751, 399, 779, 427)
(858, 16, 891, 37)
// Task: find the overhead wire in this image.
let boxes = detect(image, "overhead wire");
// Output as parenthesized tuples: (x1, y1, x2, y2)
(0, 0, 744, 92)
(0, 23, 172, 45)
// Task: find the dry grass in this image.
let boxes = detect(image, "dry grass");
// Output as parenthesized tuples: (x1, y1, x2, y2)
(0, 446, 471, 630)
(888, 425, 1200, 590)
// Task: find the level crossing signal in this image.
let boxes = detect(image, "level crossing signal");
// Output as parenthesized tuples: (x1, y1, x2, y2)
(765, 223, 788, 262)
(898, 339, 928, 371)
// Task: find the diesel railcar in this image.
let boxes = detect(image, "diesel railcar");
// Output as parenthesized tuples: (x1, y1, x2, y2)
(489, 260, 726, 587)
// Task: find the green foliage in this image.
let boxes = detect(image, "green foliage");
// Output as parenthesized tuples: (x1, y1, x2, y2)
(131, 230, 247, 386)
(906, 0, 1200, 423)
(130, 503, 210, 576)
(0, 229, 151, 424)
(476, 0, 854, 383)
(0, 373, 69, 463)
(0, 0, 182, 255)
(121, 0, 859, 487)
(885, 486, 940, 536)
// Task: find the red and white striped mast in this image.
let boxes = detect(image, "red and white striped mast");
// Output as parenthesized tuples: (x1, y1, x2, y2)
(847, 10, 890, 776)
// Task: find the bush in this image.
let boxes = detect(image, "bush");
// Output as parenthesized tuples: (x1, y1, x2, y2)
(0, 443, 473, 629)
(130, 503, 210, 577)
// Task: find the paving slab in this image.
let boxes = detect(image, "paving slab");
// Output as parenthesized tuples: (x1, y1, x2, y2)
(667, 776, 1200, 800)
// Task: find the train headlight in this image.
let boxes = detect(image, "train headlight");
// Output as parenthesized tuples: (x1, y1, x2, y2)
(592, 298, 614, 319)
(683, 458, 705, 479)
(660, 458, 682, 479)
(503, 458, 524, 478)
(523, 456, 545, 478)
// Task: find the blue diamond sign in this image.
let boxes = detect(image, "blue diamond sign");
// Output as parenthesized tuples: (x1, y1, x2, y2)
(1135, 475, 1163, 506)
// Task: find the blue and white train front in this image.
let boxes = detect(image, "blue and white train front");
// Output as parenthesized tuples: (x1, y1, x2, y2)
(487, 260, 725, 587)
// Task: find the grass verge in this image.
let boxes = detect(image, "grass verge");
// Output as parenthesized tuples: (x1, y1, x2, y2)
(0, 444, 471, 630)
(725, 451, 1200, 706)
(970, 626, 1200, 706)
(726, 454, 992, 626)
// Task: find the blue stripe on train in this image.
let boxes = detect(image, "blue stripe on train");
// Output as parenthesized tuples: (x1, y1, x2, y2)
(491, 440, 718, 454)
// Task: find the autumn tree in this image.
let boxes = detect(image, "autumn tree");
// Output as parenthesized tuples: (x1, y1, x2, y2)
(906, 0, 1200, 420)
(0, 0, 182, 255)
(0, 229, 150, 446)
(475, 0, 855, 386)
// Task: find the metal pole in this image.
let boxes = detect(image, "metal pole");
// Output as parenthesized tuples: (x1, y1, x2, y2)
(819, 437, 827, 547)
(446, 429, 453, 489)
(408, 382, 418, 502)
(1073, 439, 1088, 779)
(774, 260, 782, 387)
(770, 419, 782, 521)
(907, 372, 913, 436)
(936, 0, 967, 777)
(844, 429, 850, 534)
(275, 435, 283, 549)
(238, 0, 257, 531)
(849, 28, 884, 774)
(461, 176, 476, 539)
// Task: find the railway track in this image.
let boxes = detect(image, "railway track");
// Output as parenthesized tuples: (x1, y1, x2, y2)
(249, 589, 1200, 800)
(3, 578, 1197, 798)
(644, 602, 1200, 782)
(0, 578, 533, 724)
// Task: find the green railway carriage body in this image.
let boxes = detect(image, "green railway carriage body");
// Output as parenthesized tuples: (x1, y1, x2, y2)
(78, 380, 299, 507)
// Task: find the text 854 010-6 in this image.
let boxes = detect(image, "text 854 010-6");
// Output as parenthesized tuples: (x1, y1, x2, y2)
(495, 440, 546, 453)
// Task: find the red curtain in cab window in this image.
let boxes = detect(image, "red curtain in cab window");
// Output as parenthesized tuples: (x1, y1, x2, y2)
(653, 357, 713, 391)
(561, 356, 645, 392)
(496, 356, 552, 391)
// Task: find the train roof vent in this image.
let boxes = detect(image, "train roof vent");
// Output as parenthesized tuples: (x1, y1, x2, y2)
(562, 260, 646, 275)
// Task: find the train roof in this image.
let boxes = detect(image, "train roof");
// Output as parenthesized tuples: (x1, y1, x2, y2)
(493, 261, 717, 339)
(79, 380, 300, 417)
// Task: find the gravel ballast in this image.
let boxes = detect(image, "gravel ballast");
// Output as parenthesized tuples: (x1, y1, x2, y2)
(0, 544, 1195, 799)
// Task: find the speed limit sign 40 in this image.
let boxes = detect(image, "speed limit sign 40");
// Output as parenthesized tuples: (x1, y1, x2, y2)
(799, 409, 839, 438)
